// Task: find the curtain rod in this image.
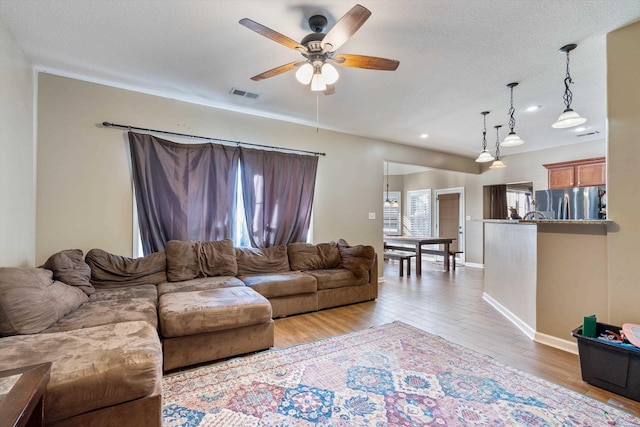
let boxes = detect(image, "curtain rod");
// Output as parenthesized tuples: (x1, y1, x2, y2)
(101, 122, 326, 157)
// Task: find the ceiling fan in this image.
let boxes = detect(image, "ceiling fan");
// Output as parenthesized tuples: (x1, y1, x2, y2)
(239, 4, 399, 94)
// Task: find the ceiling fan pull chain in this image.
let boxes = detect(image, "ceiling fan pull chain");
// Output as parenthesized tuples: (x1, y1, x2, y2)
(316, 94, 320, 133)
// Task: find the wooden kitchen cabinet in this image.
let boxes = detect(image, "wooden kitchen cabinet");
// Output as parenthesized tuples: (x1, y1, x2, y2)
(543, 157, 606, 189)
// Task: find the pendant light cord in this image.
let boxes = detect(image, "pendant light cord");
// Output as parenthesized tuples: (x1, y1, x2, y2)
(481, 113, 488, 151)
(508, 85, 516, 133)
(563, 50, 574, 110)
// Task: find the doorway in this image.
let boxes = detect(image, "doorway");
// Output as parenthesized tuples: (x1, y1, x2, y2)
(435, 187, 465, 265)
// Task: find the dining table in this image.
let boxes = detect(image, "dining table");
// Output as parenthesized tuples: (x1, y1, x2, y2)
(383, 235, 457, 274)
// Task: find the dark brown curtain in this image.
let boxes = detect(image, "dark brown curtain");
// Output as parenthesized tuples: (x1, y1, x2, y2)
(129, 132, 240, 254)
(239, 147, 318, 248)
(488, 184, 508, 219)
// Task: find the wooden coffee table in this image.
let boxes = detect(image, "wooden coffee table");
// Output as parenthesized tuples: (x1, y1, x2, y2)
(0, 362, 51, 427)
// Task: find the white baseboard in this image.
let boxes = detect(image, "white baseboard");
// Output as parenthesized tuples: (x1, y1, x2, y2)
(483, 293, 578, 354)
(463, 262, 484, 269)
(534, 332, 578, 354)
(482, 293, 536, 339)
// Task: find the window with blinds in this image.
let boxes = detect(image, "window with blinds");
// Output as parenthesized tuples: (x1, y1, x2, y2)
(383, 191, 401, 235)
(407, 189, 431, 236)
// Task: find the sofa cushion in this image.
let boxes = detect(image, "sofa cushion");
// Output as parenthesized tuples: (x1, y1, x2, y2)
(0, 321, 162, 423)
(0, 268, 88, 336)
(240, 272, 317, 298)
(42, 249, 95, 295)
(287, 242, 341, 271)
(337, 241, 376, 278)
(157, 276, 245, 296)
(85, 248, 167, 287)
(305, 268, 368, 290)
(159, 287, 272, 337)
(236, 246, 290, 276)
(166, 239, 237, 281)
(43, 284, 158, 333)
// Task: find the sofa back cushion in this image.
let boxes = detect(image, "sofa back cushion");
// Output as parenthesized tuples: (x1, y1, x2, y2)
(166, 239, 238, 281)
(287, 242, 341, 271)
(236, 246, 290, 276)
(85, 249, 167, 287)
(0, 268, 88, 336)
(42, 249, 95, 295)
(337, 241, 376, 278)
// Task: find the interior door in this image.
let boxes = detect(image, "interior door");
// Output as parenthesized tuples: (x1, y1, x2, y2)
(437, 193, 460, 252)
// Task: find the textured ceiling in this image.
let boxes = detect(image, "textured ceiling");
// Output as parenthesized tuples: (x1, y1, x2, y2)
(1, 0, 639, 161)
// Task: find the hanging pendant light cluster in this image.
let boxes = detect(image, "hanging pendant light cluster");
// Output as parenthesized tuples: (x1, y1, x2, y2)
(490, 125, 506, 169)
(384, 161, 399, 208)
(475, 111, 494, 163)
(501, 82, 525, 147)
(295, 60, 339, 92)
(551, 44, 587, 128)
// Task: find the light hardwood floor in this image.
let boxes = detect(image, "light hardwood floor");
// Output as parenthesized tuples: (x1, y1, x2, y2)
(274, 258, 640, 417)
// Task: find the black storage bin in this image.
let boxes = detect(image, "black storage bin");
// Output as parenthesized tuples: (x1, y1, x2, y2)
(572, 322, 640, 401)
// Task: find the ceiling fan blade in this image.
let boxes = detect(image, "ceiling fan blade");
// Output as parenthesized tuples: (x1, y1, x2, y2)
(250, 61, 305, 81)
(240, 18, 306, 51)
(321, 4, 371, 53)
(333, 54, 399, 71)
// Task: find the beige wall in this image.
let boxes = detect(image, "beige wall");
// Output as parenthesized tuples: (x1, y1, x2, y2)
(401, 139, 605, 264)
(36, 74, 477, 270)
(0, 20, 35, 267)
(607, 20, 640, 325)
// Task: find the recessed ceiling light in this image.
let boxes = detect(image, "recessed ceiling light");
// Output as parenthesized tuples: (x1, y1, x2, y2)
(420, 134, 429, 139)
(526, 105, 540, 112)
(573, 126, 588, 132)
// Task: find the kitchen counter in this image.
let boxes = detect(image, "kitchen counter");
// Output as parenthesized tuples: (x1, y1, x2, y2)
(484, 219, 610, 225)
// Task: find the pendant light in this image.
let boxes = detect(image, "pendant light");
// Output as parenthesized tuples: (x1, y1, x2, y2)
(551, 44, 587, 128)
(501, 82, 525, 146)
(384, 162, 398, 208)
(490, 125, 506, 169)
(475, 111, 494, 163)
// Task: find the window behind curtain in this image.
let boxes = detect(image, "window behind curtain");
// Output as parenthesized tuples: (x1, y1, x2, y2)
(383, 191, 401, 235)
(129, 132, 318, 254)
(406, 189, 431, 236)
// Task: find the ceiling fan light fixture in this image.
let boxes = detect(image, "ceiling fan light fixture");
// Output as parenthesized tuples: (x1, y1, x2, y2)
(321, 63, 339, 84)
(311, 72, 326, 91)
(295, 63, 314, 84)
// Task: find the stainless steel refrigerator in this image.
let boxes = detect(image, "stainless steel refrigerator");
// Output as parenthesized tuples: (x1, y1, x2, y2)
(534, 186, 605, 220)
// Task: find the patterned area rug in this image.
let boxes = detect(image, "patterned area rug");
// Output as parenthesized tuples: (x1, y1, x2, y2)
(163, 321, 639, 426)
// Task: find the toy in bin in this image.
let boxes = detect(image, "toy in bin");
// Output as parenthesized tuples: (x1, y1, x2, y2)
(622, 323, 640, 348)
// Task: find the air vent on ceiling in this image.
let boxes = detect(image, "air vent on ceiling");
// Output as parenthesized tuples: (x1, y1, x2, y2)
(576, 130, 600, 137)
(230, 88, 260, 99)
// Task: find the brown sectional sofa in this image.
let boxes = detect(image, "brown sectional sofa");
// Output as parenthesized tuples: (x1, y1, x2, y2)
(0, 239, 377, 426)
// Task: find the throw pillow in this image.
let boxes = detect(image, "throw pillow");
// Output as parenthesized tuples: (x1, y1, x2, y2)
(166, 239, 238, 281)
(0, 268, 88, 336)
(337, 241, 376, 278)
(288, 242, 341, 271)
(42, 249, 95, 295)
(85, 249, 167, 287)
(199, 239, 238, 277)
(236, 246, 290, 276)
